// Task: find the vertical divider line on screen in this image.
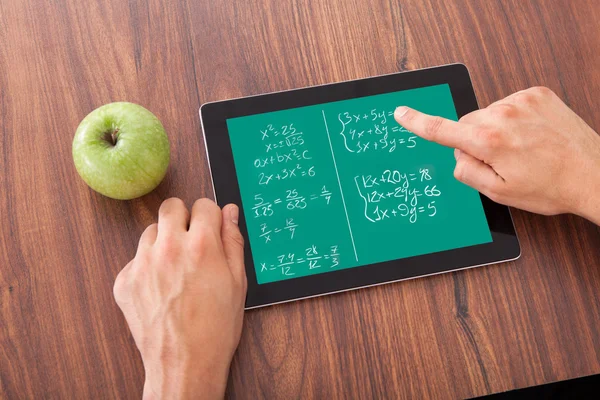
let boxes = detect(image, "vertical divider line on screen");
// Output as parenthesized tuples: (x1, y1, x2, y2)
(322, 109, 359, 262)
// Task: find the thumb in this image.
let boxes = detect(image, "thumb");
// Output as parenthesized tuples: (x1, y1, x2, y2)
(221, 204, 246, 288)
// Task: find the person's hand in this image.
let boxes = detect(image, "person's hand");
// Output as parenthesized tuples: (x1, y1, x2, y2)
(113, 198, 247, 400)
(394, 86, 600, 224)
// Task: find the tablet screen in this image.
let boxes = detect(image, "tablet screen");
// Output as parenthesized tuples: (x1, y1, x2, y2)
(226, 83, 492, 284)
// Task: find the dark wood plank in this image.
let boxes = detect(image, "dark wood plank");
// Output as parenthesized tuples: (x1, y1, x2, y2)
(1, 0, 599, 399)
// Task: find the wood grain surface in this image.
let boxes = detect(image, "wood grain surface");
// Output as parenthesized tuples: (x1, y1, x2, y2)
(1, 0, 600, 398)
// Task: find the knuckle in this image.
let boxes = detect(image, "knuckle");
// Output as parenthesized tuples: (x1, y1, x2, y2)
(530, 86, 554, 98)
(193, 198, 222, 219)
(482, 179, 508, 203)
(477, 127, 504, 148)
(160, 197, 186, 215)
(482, 179, 502, 198)
(189, 225, 215, 252)
(141, 223, 158, 239)
(514, 91, 537, 106)
(195, 224, 213, 241)
(488, 103, 518, 120)
(165, 197, 186, 208)
(424, 116, 445, 139)
(159, 235, 181, 260)
(193, 198, 218, 211)
(113, 270, 129, 303)
(514, 87, 555, 106)
(453, 161, 467, 183)
(485, 189, 505, 204)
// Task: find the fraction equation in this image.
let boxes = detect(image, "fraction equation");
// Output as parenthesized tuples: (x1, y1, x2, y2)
(252, 186, 333, 218)
(258, 218, 299, 243)
(259, 245, 340, 277)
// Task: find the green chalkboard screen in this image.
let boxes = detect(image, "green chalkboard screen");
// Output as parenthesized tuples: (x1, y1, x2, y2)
(227, 84, 492, 285)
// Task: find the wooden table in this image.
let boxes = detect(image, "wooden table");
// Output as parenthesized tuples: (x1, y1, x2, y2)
(2, 0, 600, 398)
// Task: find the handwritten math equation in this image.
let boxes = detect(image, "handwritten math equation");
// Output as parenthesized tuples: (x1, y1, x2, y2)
(258, 218, 299, 243)
(254, 123, 318, 186)
(253, 187, 333, 244)
(252, 186, 333, 219)
(337, 108, 418, 154)
(259, 244, 340, 277)
(354, 168, 442, 223)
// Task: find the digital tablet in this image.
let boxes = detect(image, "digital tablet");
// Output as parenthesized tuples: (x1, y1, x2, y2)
(200, 64, 520, 309)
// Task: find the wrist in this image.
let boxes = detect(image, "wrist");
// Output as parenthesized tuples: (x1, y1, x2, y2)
(142, 356, 230, 400)
(573, 157, 600, 225)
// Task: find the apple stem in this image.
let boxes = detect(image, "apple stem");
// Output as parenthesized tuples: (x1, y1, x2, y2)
(111, 128, 119, 145)
(103, 128, 119, 146)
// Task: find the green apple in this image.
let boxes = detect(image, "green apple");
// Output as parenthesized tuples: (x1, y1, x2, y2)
(72, 102, 170, 200)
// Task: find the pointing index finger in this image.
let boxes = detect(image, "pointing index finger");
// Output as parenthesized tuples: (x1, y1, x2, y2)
(394, 106, 485, 158)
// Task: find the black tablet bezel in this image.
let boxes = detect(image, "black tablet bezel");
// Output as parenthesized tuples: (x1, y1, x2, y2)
(200, 64, 520, 309)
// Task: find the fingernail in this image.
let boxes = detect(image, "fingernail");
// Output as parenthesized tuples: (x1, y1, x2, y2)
(454, 149, 462, 160)
(230, 205, 239, 225)
(395, 106, 410, 119)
